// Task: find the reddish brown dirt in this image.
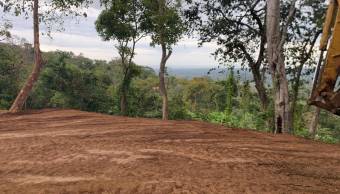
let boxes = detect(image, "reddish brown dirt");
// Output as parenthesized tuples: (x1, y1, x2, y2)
(0, 109, 340, 194)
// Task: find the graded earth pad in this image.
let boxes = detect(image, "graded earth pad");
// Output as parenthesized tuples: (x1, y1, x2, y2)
(0, 109, 339, 194)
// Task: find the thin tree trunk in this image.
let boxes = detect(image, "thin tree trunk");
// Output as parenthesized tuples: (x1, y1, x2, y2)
(159, 66, 168, 120)
(120, 91, 127, 115)
(120, 69, 129, 116)
(237, 41, 269, 111)
(290, 32, 320, 131)
(309, 107, 320, 137)
(9, 0, 43, 113)
(290, 61, 309, 131)
(290, 64, 303, 131)
(159, 43, 171, 120)
(308, 50, 325, 137)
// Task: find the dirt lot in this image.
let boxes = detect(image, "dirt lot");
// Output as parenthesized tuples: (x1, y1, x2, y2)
(0, 109, 340, 194)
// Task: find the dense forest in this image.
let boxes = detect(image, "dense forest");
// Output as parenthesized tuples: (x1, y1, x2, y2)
(0, 42, 339, 143)
(0, 0, 339, 143)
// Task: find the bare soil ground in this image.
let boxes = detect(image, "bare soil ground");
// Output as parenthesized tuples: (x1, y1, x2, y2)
(0, 109, 340, 194)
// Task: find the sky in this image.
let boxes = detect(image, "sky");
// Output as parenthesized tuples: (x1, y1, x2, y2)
(2, 7, 219, 70)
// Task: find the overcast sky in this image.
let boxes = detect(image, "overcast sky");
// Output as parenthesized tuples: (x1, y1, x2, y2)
(2, 7, 219, 69)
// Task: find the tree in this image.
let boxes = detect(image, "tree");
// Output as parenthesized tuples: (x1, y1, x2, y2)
(240, 80, 251, 112)
(266, 0, 297, 133)
(286, 0, 326, 131)
(0, 19, 12, 41)
(225, 70, 237, 115)
(96, 0, 145, 115)
(142, 0, 186, 120)
(184, 0, 269, 111)
(8, 0, 43, 113)
(1, 0, 91, 113)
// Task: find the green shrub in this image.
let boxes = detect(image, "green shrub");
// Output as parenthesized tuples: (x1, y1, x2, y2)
(49, 92, 70, 108)
(315, 128, 339, 144)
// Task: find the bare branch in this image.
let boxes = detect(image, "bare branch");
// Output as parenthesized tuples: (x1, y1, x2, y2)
(165, 50, 172, 62)
(236, 42, 255, 65)
(279, 0, 297, 50)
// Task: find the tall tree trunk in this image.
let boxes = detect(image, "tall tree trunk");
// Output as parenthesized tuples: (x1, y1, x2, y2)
(309, 107, 320, 137)
(159, 43, 171, 120)
(266, 0, 293, 133)
(9, 0, 43, 113)
(277, 54, 291, 133)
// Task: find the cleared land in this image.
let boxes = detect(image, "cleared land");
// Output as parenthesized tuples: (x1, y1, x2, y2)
(0, 109, 340, 194)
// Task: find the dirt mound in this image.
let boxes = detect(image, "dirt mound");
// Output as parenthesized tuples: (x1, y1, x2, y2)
(0, 109, 339, 194)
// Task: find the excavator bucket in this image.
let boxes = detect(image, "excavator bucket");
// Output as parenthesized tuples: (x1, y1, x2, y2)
(309, 0, 340, 115)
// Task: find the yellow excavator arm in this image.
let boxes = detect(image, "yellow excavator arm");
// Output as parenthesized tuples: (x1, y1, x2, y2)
(309, 0, 340, 115)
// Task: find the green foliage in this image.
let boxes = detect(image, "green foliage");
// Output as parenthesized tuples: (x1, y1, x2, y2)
(225, 70, 237, 114)
(187, 76, 272, 132)
(295, 127, 340, 144)
(28, 52, 114, 113)
(204, 111, 269, 131)
(142, 0, 186, 48)
(184, 77, 225, 113)
(168, 93, 188, 120)
(206, 112, 226, 124)
(239, 81, 251, 110)
(0, 44, 22, 109)
(127, 76, 161, 117)
(49, 91, 70, 108)
(184, 0, 266, 67)
(292, 100, 310, 130)
(294, 128, 310, 138)
(96, 0, 144, 42)
(315, 128, 339, 144)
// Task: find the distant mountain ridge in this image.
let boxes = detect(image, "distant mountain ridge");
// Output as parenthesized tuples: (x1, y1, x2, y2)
(165, 67, 315, 85)
(166, 68, 255, 81)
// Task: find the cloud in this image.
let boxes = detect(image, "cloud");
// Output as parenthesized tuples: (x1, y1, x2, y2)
(4, 6, 219, 69)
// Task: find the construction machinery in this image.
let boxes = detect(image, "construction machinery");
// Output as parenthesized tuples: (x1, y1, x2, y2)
(309, 0, 340, 115)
